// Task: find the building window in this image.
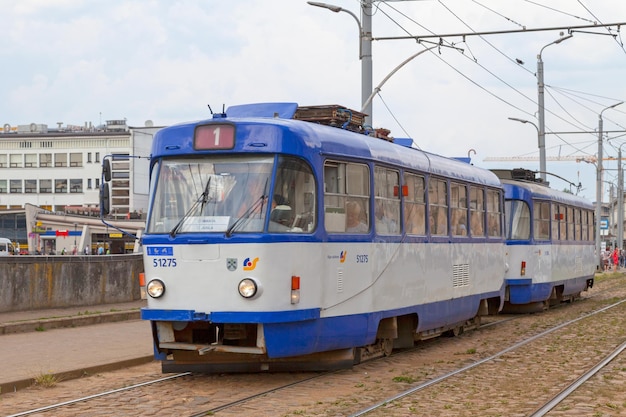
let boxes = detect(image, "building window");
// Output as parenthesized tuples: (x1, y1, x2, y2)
(0, 180, 6, 193)
(70, 179, 83, 193)
(40, 179, 52, 193)
(54, 153, 67, 167)
(25, 154, 37, 167)
(40, 154, 52, 167)
(55, 179, 67, 193)
(25, 179, 37, 193)
(10, 179, 22, 193)
(87, 153, 92, 163)
(70, 153, 83, 167)
(10, 154, 22, 168)
(87, 178, 92, 189)
(95, 152, 100, 162)
(95, 178, 100, 188)
(0, 154, 6, 168)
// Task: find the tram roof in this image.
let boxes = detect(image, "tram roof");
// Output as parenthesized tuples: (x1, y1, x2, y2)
(151, 103, 501, 188)
(502, 179, 593, 209)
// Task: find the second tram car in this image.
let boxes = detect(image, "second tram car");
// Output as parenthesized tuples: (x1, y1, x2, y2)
(130, 103, 507, 373)
(498, 169, 595, 313)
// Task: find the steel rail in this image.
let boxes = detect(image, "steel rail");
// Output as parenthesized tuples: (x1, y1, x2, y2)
(349, 298, 626, 417)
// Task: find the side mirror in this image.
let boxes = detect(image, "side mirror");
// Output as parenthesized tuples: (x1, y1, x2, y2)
(103, 159, 112, 182)
(100, 183, 110, 215)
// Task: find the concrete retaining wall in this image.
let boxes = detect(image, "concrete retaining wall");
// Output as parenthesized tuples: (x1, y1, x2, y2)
(0, 254, 144, 312)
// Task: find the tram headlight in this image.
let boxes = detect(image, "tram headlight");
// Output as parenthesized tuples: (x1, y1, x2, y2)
(238, 278, 258, 298)
(147, 279, 166, 298)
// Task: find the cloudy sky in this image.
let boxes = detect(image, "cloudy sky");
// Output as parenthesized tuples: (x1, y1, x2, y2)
(2, 0, 625, 200)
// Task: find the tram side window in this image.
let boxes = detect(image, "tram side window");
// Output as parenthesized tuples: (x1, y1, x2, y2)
(582, 210, 590, 240)
(374, 166, 400, 235)
(469, 186, 485, 237)
(269, 157, 316, 233)
(566, 206, 575, 241)
(533, 201, 550, 240)
(574, 208, 581, 241)
(450, 182, 468, 236)
(324, 161, 370, 233)
(486, 189, 502, 237)
(404, 173, 426, 235)
(429, 177, 448, 236)
(557, 204, 566, 241)
(506, 199, 530, 240)
(550, 203, 558, 240)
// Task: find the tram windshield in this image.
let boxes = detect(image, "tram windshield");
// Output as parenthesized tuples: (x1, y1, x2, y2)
(146, 155, 316, 235)
(505, 199, 530, 240)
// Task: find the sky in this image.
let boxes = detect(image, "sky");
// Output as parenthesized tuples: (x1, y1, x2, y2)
(1, 0, 626, 201)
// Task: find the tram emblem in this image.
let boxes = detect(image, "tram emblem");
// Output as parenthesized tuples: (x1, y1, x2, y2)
(226, 258, 237, 271)
(243, 257, 259, 271)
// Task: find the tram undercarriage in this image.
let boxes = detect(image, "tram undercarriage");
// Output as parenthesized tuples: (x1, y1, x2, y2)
(155, 311, 485, 374)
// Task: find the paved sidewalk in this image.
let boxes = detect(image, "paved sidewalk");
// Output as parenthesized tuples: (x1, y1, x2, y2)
(0, 300, 145, 334)
(0, 300, 155, 394)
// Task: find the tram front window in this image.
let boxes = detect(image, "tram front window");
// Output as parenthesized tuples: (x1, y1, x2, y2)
(147, 156, 273, 234)
(146, 155, 316, 234)
(505, 199, 530, 240)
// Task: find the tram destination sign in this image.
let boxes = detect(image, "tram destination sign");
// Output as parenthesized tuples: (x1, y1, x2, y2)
(194, 124, 235, 150)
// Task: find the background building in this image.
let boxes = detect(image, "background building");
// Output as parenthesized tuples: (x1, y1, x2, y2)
(0, 119, 161, 253)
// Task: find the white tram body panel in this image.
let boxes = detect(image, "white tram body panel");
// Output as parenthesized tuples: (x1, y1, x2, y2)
(144, 239, 505, 360)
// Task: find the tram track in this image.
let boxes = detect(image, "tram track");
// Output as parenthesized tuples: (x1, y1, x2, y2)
(346, 298, 626, 416)
(5, 373, 191, 417)
(180, 294, 626, 416)
(3, 273, 625, 417)
(5, 369, 333, 416)
(529, 339, 626, 417)
(4, 315, 516, 417)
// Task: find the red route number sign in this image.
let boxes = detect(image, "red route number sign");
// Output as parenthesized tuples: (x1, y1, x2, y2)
(194, 124, 235, 150)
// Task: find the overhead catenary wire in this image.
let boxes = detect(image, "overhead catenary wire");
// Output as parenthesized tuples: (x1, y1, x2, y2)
(371, 0, 624, 158)
(522, 0, 596, 23)
(576, 0, 626, 54)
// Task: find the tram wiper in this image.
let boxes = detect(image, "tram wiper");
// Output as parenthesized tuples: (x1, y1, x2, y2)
(200, 176, 212, 211)
(225, 179, 268, 237)
(169, 177, 212, 238)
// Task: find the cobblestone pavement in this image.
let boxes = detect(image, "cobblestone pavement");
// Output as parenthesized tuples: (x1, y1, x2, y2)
(1, 272, 625, 417)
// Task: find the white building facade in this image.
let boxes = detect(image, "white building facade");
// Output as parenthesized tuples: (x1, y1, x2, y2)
(0, 120, 160, 218)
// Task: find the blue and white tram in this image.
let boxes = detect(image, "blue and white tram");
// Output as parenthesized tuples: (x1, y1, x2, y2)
(499, 170, 595, 313)
(136, 103, 506, 373)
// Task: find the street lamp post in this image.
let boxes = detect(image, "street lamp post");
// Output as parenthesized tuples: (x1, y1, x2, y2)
(596, 101, 623, 269)
(508, 118, 540, 174)
(361, 45, 439, 114)
(308, 1, 373, 126)
(73, 222, 77, 255)
(618, 144, 626, 251)
(537, 34, 573, 182)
